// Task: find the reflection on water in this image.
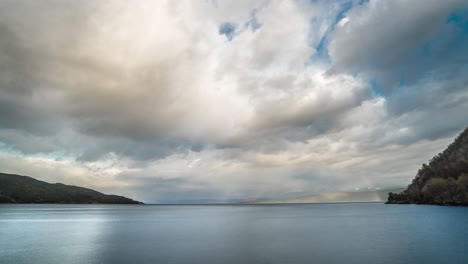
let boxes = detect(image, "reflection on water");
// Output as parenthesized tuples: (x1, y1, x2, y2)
(0, 203, 467, 264)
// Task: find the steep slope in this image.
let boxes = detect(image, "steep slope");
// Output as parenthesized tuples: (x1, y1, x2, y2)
(0, 172, 143, 204)
(387, 127, 468, 205)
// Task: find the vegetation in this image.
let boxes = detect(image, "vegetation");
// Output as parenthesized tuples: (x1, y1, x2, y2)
(0, 172, 143, 204)
(387, 127, 468, 205)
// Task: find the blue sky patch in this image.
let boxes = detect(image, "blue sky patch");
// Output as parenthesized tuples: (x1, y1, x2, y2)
(446, 9, 468, 33)
(219, 22, 236, 41)
(310, 0, 365, 62)
(370, 79, 383, 97)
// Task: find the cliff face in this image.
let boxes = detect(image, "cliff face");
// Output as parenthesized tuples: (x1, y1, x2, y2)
(387, 127, 468, 205)
(0, 172, 143, 204)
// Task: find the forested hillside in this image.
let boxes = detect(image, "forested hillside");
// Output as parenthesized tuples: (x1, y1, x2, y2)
(0, 172, 142, 204)
(387, 127, 468, 205)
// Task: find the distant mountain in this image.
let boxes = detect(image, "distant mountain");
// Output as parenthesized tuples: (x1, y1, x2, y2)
(387, 127, 468, 205)
(0, 172, 143, 204)
(242, 188, 404, 204)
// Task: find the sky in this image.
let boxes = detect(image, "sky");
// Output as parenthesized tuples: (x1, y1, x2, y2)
(0, 0, 467, 203)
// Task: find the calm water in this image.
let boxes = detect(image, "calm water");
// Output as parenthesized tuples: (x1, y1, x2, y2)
(0, 203, 467, 264)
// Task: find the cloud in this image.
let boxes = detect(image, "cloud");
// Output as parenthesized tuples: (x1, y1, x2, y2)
(328, 0, 468, 90)
(0, 0, 466, 202)
(0, 1, 250, 156)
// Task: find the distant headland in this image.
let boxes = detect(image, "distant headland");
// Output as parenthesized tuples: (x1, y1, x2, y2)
(0, 172, 143, 204)
(387, 127, 468, 206)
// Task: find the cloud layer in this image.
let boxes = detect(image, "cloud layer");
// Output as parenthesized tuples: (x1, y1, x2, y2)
(0, 0, 467, 202)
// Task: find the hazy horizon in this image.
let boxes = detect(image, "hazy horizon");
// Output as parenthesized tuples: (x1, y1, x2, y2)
(0, 0, 467, 203)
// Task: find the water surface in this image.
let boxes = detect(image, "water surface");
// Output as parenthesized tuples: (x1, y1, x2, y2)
(1, 203, 467, 264)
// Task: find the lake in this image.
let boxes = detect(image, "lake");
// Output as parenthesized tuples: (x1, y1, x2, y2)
(0, 203, 467, 264)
